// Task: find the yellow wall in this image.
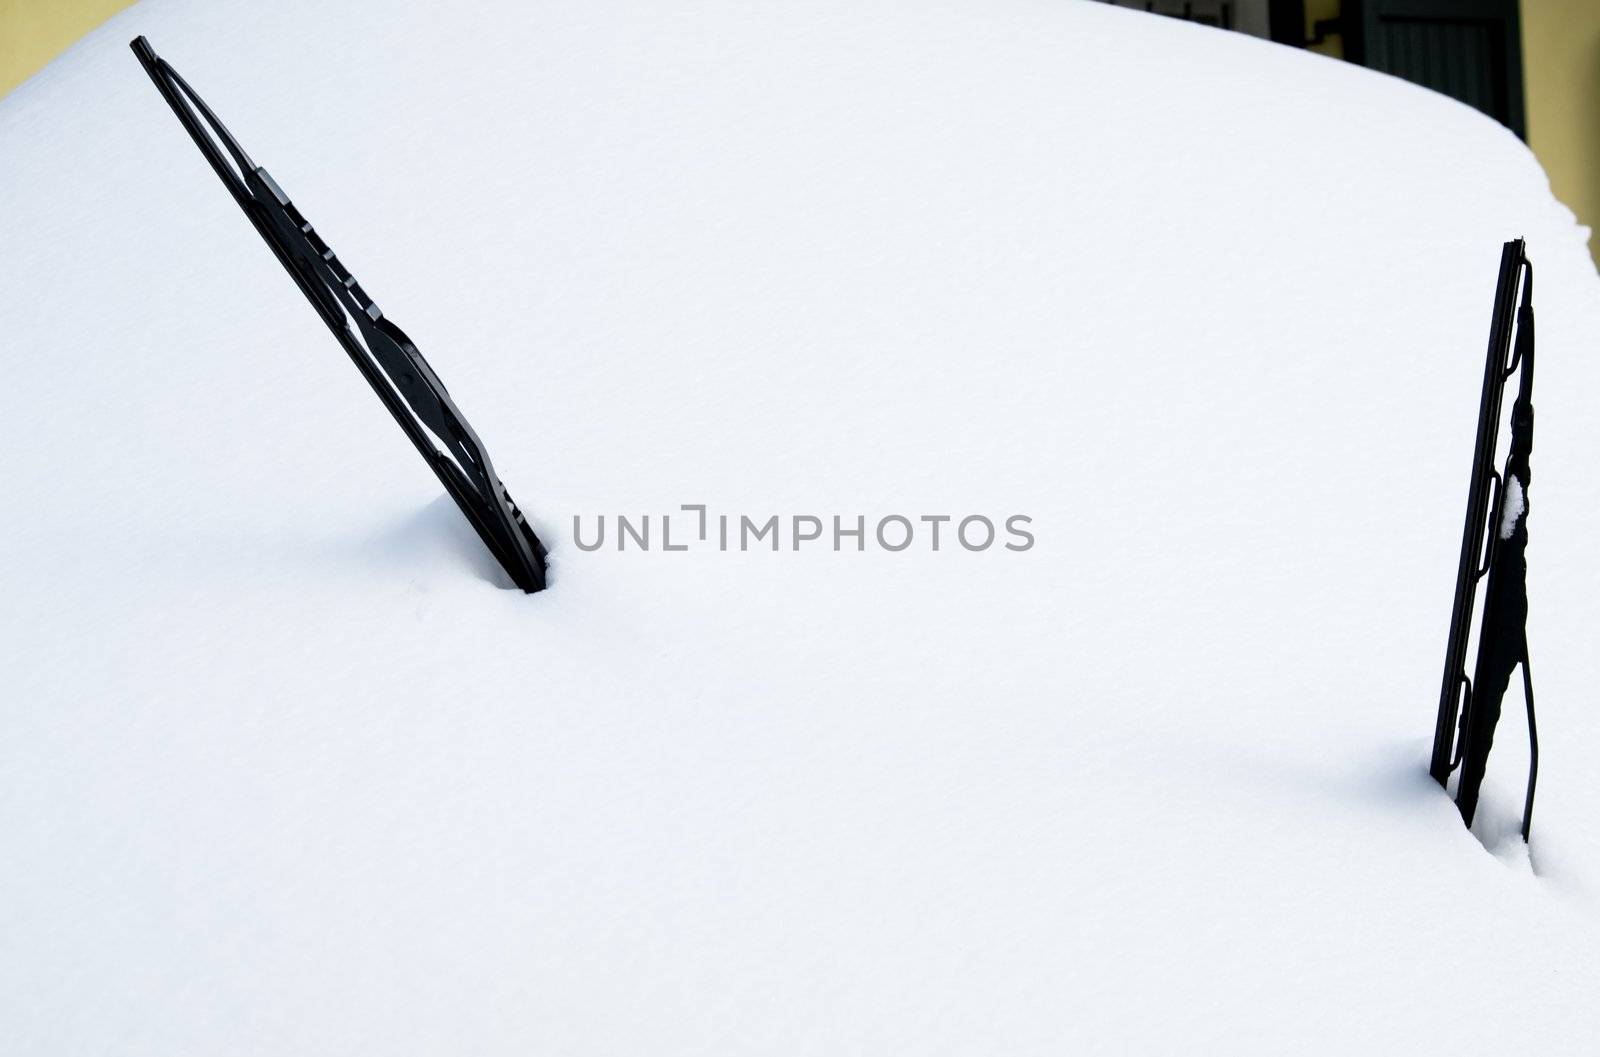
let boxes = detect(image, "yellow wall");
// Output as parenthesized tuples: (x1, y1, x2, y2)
(1305, 0, 1345, 58)
(0, 0, 133, 97)
(1522, 1, 1600, 267)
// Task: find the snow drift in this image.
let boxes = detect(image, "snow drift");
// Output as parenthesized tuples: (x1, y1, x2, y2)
(2, 1, 1599, 1053)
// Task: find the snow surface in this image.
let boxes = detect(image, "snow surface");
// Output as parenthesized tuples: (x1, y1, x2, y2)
(1501, 474, 1526, 540)
(3, 1, 1600, 1053)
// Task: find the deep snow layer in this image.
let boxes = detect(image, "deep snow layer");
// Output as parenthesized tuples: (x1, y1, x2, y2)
(3, 1, 1600, 1053)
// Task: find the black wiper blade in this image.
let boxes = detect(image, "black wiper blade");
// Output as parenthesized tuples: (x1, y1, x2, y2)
(130, 36, 548, 593)
(1431, 239, 1537, 840)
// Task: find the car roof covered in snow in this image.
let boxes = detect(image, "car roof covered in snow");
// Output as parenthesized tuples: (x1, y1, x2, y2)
(3, 1, 1600, 1052)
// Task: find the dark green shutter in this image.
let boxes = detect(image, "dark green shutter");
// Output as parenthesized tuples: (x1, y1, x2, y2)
(1344, 0, 1525, 139)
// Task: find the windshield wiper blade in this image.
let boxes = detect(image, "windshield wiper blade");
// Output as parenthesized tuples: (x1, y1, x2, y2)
(1431, 238, 1537, 840)
(130, 36, 548, 593)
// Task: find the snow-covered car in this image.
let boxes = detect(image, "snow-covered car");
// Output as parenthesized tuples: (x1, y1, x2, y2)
(2, 1, 1598, 1052)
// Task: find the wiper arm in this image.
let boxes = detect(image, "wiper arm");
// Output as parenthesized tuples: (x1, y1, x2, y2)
(1431, 239, 1537, 840)
(130, 36, 549, 593)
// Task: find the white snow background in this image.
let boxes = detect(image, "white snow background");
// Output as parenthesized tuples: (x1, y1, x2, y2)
(3, 0, 1600, 1052)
